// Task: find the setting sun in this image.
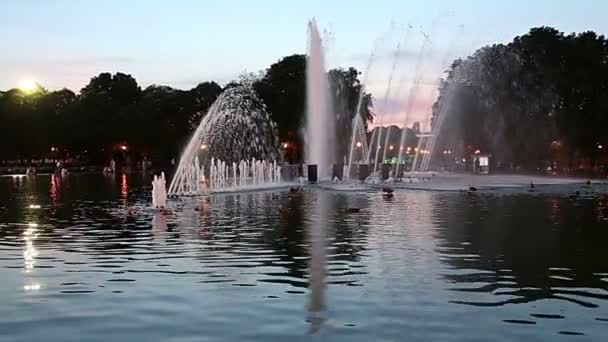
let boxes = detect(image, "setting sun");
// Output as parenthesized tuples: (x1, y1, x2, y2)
(17, 79, 38, 93)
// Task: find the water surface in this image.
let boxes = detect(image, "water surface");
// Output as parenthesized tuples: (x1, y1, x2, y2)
(1, 174, 607, 341)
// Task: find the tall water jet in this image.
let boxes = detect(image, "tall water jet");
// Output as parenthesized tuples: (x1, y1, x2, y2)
(306, 19, 334, 179)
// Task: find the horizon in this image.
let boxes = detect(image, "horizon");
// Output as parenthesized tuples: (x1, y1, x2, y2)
(2, 0, 607, 128)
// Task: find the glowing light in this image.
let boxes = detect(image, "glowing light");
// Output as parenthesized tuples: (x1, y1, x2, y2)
(400, 146, 404, 150)
(389, 145, 394, 150)
(356, 141, 362, 148)
(28, 204, 41, 209)
(50, 147, 57, 152)
(200, 144, 208, 150)
(474, 149, 481, 154)
(282, 142, 289, 149)
(598, 144, 603, 150)
(17, 78, 39, 93)
(414, 147, 418, 152)
(120, 145, 128, 151)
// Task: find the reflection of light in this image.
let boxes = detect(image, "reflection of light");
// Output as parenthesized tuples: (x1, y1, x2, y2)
(24, 283, 41, 291)
(23, 224, 38, 272)
(50, 174, 58, 203)
(121, 174, 128, 201)
(356, 141, 362, 148)
(28, 204, 41, 209)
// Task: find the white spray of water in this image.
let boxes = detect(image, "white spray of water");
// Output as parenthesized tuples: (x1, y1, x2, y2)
(306, 19, 334, 179)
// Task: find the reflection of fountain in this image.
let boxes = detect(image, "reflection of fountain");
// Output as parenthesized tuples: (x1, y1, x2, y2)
(152, 212, 168, 234)
(307, 191, 328, 334)
(169, 86, 281, 196)
(306, 19, 334, 179)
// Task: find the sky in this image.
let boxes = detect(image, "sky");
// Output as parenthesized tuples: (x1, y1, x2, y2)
(1, 0, 607, 128)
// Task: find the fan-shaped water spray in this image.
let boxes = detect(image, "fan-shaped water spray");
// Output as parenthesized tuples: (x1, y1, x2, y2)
(168, 86, 282, 195)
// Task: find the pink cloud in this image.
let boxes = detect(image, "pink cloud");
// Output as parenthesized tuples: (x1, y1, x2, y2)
(370, 92, 437, 130)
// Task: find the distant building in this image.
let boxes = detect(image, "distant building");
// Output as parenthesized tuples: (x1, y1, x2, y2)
(412, 122, 421, 135)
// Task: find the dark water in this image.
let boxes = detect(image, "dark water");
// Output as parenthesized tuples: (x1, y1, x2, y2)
(1, 174, 607, 341)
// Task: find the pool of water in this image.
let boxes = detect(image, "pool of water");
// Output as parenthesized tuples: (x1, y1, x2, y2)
(1, 174, 607, 341)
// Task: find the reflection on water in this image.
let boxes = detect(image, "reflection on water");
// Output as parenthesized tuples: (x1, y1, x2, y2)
(307, 190, 328, 334)
(437, 195, 608, 311)
(22, 223, 38, 272)
(0, 174, 607, 341)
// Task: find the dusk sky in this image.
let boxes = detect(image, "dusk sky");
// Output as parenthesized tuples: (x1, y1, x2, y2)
(2, 0, 606, 127)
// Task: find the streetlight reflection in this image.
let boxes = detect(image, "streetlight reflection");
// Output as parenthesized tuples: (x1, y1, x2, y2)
(23, 223, 39, 272)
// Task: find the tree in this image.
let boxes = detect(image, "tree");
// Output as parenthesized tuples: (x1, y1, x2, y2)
(255, 54, 373, 163)
(431, 26, 608, 172)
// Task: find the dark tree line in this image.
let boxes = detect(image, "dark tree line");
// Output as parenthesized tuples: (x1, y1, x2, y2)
(433, 27, 608, 173)
(0, 54, 373, 165)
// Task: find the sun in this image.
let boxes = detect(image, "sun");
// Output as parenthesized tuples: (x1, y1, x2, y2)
(17, 79, 39, 93)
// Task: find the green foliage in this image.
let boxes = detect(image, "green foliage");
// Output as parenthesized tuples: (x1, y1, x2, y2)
(255, 54, 373, 162)
(0, 58, 372, 164)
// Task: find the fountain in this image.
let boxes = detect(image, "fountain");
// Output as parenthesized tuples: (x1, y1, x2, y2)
(306, 19, 334, 180)
(168, 86, 283, 195)
(152, 172, 167, 209)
